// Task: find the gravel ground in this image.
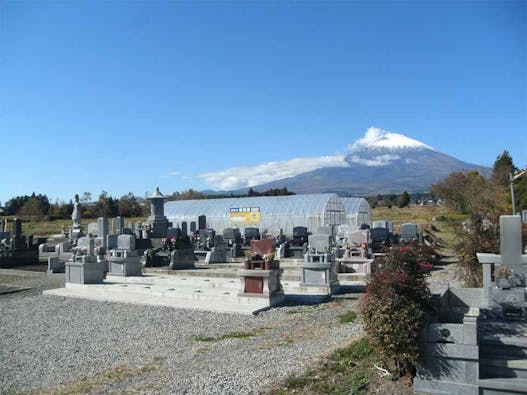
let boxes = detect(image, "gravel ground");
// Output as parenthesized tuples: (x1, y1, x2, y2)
(0, 271, 363, 395)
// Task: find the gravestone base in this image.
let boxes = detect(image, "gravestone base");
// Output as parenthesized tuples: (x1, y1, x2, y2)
(338, 258, 375, 275)
(66, 259, 105, 284)
(195, 247, 227, 264)
(415, 313, 480, 395)
(48, 256, 65, 273)
(107, 251, 142, 276)
(238, 268, 285, 307)
(169, 248, 195, 270)
(287, 245, 306, 259)
(301, 261, 340, 294)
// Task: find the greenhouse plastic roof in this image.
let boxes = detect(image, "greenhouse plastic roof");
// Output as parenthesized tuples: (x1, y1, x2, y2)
(341, 197, 369, 214)
(164, 193, 342, 218)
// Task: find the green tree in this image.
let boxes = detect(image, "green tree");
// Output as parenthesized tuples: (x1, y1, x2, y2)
(492, 150, 516, 187)
(515, 174, 527, 212)
(94, 191, 117, 217)
(18, 196, 46, 221)
(118, 193, 145, 217)
(398, 191, 410, 208)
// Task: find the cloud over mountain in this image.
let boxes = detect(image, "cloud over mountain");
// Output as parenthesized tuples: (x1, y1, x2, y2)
(197, 126, 432, 190)
(199, 154, 348, 190)
(187, 126, 486, 194)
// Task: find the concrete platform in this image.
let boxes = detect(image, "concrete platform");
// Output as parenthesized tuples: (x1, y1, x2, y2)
(43, 274, 333, 315)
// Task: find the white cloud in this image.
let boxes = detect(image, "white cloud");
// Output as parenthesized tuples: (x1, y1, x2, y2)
(199, 155, 349, 190)
(346, 154, 401, 166)
(160, 170, 182, 179)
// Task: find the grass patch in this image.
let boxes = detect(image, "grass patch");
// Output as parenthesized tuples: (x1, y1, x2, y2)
(35, 365, 156, 395)
(18, 217, 147, 236)
(191, 330, 257, 342)
(275, 337, 377, 395)
(285, 308, 302, 314)
(338, 310, 358, 324)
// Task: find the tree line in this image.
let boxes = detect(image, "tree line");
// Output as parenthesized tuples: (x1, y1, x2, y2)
(1, 192, 148, 221)
(1, 187, 296, 221)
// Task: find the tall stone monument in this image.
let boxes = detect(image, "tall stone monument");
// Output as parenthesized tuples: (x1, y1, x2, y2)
(147, 187, 169, 238)
(70, 194, 84, 243)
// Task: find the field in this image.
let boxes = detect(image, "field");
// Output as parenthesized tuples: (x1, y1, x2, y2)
(15, 217, 147, 236)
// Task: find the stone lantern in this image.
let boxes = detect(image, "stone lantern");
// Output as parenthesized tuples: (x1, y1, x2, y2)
(147, 187, 169, 238)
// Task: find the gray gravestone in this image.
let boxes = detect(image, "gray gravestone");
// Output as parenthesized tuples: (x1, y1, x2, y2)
(106, 234, 118, 250)
(97, 217, 109, 237)
(308, 234, 332, 253)
(12, 218, 22, 239)
(400, 223, 418, 242)
(501, 215, 522, 267)
(117, 234, 135, 251)
(114, 216, 124, 235)
(372, 220, 388, 229)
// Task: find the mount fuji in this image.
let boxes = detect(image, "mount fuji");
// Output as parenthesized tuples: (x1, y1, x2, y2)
(202, 127, 489, 196)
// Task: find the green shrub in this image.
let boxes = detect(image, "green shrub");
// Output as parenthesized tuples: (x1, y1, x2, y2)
(359, 244, 432, 376)
(452, 215, 500, 287)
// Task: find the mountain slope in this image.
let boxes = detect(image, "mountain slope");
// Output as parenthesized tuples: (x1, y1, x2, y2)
(244, 149, 488, 195)
(198, 128, 490, 195)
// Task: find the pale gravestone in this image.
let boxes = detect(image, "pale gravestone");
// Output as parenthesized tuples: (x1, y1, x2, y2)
(477, 215, 527, 316)
(302, 234, 339, 293)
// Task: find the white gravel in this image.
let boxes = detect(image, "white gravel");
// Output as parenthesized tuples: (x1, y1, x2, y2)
(0, 273, 362, 394)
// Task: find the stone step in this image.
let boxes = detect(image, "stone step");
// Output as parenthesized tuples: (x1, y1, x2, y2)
(143, 267, 365, 284)
(44, 281, 270, 315)
(478, 377, 527, 394)
(480, 358, 527, 379)
(106, 274, 242, 292)
(481, 344, 527, 359)
(481, 335, 527, 349)
(45, 286, 268, 315)
(105, 275, 331, 297)
(481, 335, 527, 361)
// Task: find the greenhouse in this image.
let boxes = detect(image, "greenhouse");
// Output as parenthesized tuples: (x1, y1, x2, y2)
(165, 193, 345, 236)
(341, 197, 372, 228)
(164, 193, 370, 236)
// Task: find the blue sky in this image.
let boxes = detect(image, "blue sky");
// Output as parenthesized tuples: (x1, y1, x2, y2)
(1, 0, 525, 203)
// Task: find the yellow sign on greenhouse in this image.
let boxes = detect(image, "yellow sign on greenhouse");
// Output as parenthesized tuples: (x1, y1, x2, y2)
(229, 207, 261, 225)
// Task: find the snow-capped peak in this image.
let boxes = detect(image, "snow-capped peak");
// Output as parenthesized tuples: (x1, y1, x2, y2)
(348, 127, 435, 152)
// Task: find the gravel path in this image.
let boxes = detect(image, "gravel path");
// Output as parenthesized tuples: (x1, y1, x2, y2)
(0, 272, 362, 395)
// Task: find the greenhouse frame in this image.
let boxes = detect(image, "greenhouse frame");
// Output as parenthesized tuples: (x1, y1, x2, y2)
(164, 194, 371, 236)
(341, 197, 372, 228)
